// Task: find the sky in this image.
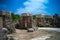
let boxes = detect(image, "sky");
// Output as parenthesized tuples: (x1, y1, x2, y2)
(0, 0, 60, 15)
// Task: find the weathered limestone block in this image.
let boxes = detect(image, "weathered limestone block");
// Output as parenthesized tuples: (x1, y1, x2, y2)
(2, 28, 8, 40)
(7, 35, 19, 40)
(0, 27, 8, 40)
(0, 27, 16, 40)
(10, 24, 16, 33)
(6, 23, 16, 33)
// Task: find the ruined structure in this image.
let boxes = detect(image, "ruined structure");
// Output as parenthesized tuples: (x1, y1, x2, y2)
(19, 13, 34, 29)
(0, 11, 15, 33)
(36, 14, 45, 26)
(0, 11, 16, 40)
(36, 14, 53, 27)
(0, 11, 12, 27)
(44, 15, 53, 25)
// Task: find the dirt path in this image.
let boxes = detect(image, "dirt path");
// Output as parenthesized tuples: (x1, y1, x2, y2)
(8, 29, 60, 40)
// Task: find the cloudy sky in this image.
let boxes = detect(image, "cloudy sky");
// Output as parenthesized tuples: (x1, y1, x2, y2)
(0, 0, 60, 15)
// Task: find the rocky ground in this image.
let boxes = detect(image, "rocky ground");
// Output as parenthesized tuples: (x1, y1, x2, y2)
(8, 28, 60, 40)
(46, 31, 60, 40)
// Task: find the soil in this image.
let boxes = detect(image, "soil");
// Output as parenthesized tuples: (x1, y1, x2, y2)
(8, 29, 60, 40)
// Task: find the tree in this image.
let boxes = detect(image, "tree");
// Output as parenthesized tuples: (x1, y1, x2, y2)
(52, 13, 60, 27)
(11, 13, 15, 21)
(11, 13, 20, 21)
(14, 15, 20, 21)
(32, 15, 36, 19)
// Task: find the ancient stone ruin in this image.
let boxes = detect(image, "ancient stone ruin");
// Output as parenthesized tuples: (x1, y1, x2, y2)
(35, 14, 53, 27)
(35, 14, 46, 26)
(0, 11, 12, 27)
(0, 11, 16, 40)
(19, 13, 33, 29)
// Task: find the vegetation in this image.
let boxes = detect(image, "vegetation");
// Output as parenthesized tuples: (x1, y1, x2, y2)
(11, 13, 20, 21)
(51, 13, 60, 27)
(32, 15, 36, 19)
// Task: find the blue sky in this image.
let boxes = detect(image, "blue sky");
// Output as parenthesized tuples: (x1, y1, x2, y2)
(0, 0, 60, 15)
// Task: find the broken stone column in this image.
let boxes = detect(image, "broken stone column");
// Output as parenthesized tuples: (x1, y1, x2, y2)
(0, 27, 3, 40)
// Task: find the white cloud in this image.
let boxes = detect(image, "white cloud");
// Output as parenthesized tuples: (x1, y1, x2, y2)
(16, 0, 49, 15)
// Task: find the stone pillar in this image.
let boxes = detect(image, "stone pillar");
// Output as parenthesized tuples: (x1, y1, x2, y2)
(0, 17, 3, 27)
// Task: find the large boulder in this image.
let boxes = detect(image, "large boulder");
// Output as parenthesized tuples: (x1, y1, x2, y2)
(0, 28, 8, 40)
(6, 24, 16, 33)
(7, 35, 19, 40)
